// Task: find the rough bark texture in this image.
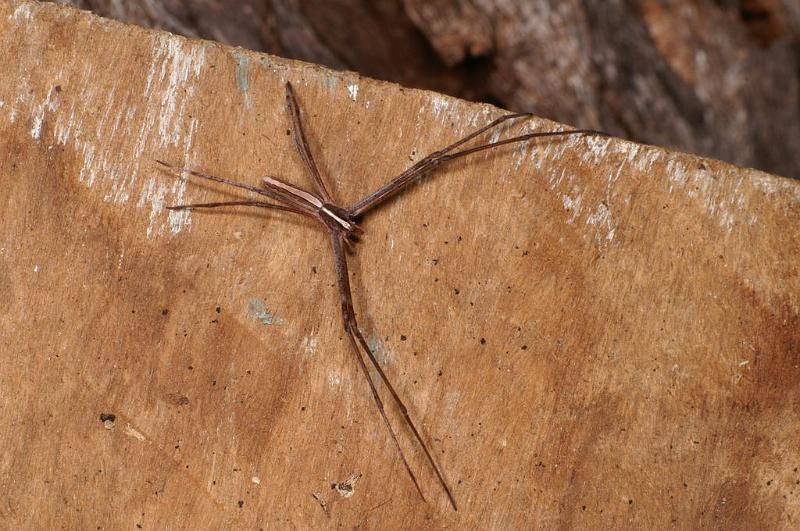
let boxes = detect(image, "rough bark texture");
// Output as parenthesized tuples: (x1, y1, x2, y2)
(3, 1, 800, 529)
(51, 0, 800, 180)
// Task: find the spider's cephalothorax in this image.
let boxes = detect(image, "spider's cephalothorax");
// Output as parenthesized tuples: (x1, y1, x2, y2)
(319, 203, 361, 243)
(160, 81, 601, 511)
(259, 175, 361, 242)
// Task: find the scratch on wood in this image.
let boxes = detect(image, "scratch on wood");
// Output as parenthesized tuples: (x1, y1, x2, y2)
(301, 333, 319, 355)
(580, 134, 613, 164)
(562, 193, 583, 224)
(633, 145, 663, 173)
(585, 201, 616, 247)
(750, 172, 800, 203)
(123, 423, 147, 442)
(665, 157, 757, 233)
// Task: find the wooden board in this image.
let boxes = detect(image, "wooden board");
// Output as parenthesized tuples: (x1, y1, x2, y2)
(1, 1, 798, 528)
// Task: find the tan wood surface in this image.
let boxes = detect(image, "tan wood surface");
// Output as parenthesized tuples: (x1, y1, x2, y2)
(1, 1, 799, 529)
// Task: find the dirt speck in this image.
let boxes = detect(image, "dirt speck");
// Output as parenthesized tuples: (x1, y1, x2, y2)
(99, 413, 116, 430)
(312, 492, 329, 515)
(166, 393, 190, 406)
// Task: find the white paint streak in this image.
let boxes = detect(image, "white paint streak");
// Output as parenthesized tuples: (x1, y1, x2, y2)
(138, 176, 166, 238)
(586, 202, 616, 245)
(147, 36, 207, 148)
(665, 157, 758, 233)
(580, 135, 612, 164)
(321, 74, 339, 94)
(166, 117, 196, 234)
(55, 108, 75, 145)
(750, 173, 800, 203)
(78, 143, 97, 185)
(6, 29, 205, 238)
(562, 193, 583, 224)
(347, 82, 359, 101)
(29, 80, 61, 142)
(88, 35, 202, 235)
(430, 94, 452, 117)
(30, 115, 43, 140)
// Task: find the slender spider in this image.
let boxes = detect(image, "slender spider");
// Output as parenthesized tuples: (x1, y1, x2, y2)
(158, 82, 601, 511)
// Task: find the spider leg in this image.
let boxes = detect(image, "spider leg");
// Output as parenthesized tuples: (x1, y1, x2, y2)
(156, 160, 274, 199)
(347, 314, 458, 511)
(330, 231, 432, 506)
(344, 321, 427, 504)
(413, 112, 532, 164)
(349, 126, 603, 217)
(285, 82, 334, 204)
(346, 112, 528, 217)
(443, 128, 603, 161)
(166, 200, 300, 213)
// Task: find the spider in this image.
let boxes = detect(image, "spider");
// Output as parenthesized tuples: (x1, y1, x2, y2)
(158, 81, 601, 510)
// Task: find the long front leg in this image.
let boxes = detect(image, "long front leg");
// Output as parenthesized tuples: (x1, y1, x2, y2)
(349, 126, 602, 217)
(329, 232, 458, 511)
(285, 82, 334, 204)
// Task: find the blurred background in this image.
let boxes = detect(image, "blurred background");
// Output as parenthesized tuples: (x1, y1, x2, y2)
(52, 0, 800, 179)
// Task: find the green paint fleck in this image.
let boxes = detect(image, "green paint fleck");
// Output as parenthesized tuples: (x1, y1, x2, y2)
(368, 335, 380, 354)
(368, 335, 391, 365)
(234, 52, 251, 109)
(248, 298, 279, 326)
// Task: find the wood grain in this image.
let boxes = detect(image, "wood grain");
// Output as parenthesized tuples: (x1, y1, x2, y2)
(1, 1, 798, 528)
